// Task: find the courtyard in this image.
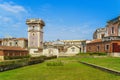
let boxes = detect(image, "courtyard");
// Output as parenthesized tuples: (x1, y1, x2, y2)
(0, 56, 120, 80)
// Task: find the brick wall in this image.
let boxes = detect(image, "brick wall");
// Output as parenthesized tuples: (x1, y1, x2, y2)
(3, 50, 28, 56)
(107, 22, 120, 36)
(86, 40, 120, 53)
(87, 42, 110, 53)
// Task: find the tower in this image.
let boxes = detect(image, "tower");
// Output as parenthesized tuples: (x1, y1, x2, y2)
(26, 18, 45, 56)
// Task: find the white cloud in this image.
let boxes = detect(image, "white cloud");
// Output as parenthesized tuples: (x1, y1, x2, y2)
(0, 16, 12, 23)
(0, 2, 27, 13)
(0, 1, 29, 38)
(44, 23, 94, 41)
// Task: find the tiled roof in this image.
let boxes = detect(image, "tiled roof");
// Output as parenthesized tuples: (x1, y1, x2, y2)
(14, 38, 28, 40)
(88, 39, 102, 44)
(2, 38, 28, 41)
(0, 46, 28, 51)
(60, 40, 86, 42)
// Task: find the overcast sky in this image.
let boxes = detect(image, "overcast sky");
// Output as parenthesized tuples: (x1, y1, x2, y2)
(0, 0, 120, 41)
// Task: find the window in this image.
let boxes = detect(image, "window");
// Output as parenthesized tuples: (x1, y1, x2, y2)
(97, 46, 100, 52)
(71, 47, 75, 52)
(111, 27, 114, 34)
(33, 26, 35, 29)
(79, 48, 81, 52)
(15, 41, 18, 46)
(9, 42, 12, 46)
(101, 34, 105, 38)
(105, 44, 109, 50)
(33, 33, 34, 36)
(118, 26, 120, 36)
(89, 47, 91, 50)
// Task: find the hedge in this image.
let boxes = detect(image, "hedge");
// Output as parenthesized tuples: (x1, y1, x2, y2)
(4, 55, 30, 60)
(0, 55, 57, 72)
(0, 59, 28, 72)
(78, 52, 107, 56)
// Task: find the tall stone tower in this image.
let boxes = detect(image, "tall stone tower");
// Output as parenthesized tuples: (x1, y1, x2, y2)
(26, 18, 45, 56)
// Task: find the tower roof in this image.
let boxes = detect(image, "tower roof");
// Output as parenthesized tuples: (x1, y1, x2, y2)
(26, 18, 45, 26)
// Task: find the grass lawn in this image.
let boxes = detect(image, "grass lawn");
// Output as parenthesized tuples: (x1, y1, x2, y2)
(79, 57, 120, 71)
(0, 57, 120, 80)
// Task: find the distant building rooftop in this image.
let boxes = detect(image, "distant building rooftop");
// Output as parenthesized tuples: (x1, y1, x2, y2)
(60, 40, 86, 42)
(14, 38, 28, 41)
(0, 46, 27, 51)
(2, 38, 28, 41)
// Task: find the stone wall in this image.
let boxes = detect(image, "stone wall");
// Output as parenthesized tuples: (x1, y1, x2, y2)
(43, 48, 58, 57)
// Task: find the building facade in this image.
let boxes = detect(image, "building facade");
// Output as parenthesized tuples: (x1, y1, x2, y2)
(0, 46, 28, 61)
(43, 40, 87, 56)
(87, 37, 120, 56)
(93, 28, 106, 39)
(1, 38, 28, 49)
(87, 16, 120, 57)
(106, 16, 120, 36)
(26, 19, 45, 56)
(60, 40, 86, 53)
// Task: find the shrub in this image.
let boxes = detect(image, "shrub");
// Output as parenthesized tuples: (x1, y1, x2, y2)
(0, 59, 28, 72)
(4, 55, 30, 60)
(28, 56, 46, 65)
(46, 61, 64, 66)
(76, 52, 107, 57)
(87, 52, 107, 56)
(28, 55, 57, 65)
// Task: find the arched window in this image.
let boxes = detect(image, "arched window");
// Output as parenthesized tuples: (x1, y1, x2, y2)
(111, 27, 114, 34)
(33, 26, 35, 29)
(15, 41, 18, 46)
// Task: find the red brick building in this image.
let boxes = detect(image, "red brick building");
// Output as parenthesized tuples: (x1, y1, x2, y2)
(106, 16, 120, 36)
(86, 16, 120, 56)
(0, 46, 28, 61)
(87, 37, 120, 56)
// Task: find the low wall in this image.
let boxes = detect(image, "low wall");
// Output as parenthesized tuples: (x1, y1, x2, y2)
(111, 53, 120, 57)
(0, 56, 4, 61)
(58, 53, 76, 57)
(80, 61, 120, 75)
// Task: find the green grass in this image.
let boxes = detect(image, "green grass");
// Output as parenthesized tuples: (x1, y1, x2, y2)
(0, 57, 120, 80)
(80, 57, 120, 71)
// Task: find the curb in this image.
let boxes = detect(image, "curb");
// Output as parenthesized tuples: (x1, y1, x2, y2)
(79, 61, 120, 75)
